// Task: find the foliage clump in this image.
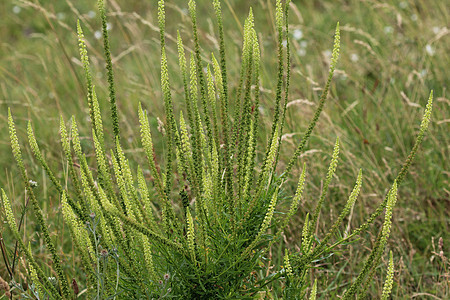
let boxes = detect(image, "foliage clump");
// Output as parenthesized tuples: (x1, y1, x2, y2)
(1, 0, 433, 299)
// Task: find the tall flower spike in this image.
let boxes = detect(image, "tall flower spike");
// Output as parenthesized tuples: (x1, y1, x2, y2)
(98, 0, 119, 141)
(240, 124, 280, 226)
(206, 64, 219, 150)
(71, 116, 83, 158)
(279, 163, 307, 235)
(186, 207, 196, 262)
(161, 46, 179, 192)
(177, 31, 194, 126)
(189, 53, 204, 197)
(189, 0, 213, 152)
(91, 86, 104, 146)
(284, 250, 294, 277)
(312, 169, 362, 258)
(306, 137, 340, 250)
(359, 181, 399, 296)
(241, 187, 279, 259)
(274, 0, 292, 170)
(178, 111, 194, 181)
(269, 0, 285, 147)
(212, 0, 229, 108)
(236, 22, 256, 193)
(141, 233, 157, 281)
(115, 138, 142, 220)
(138, 103, 165, 201)
(61, 192, 96, 274)
(77, 20, 95, 128)
(92, 129, 117, 207)
(381, 251, 395, 300)
(260, 190, 279, 232)
(301, 213, 311, 254)
(264, 164, 306, 253)
(212, 1, 231, 190)
(158, 0, 166, 48)
(260, 124, 281, 187)
(396, 90, 433, 185)
(203, 175, 213, 218)
(284, 22, 340, 177)
(179, 111, 193, 160)
(309, 279, 318, 300)
(231, 8, 254, 159)
(137, 166, 156, 228)
(241, 29, 261, 198)
(28, 247, 44, 298)
(2, 189, 18, 233)
(342, 181, 398, 299)
(111, 147, 134, 218)
(59, 117, 83, 196)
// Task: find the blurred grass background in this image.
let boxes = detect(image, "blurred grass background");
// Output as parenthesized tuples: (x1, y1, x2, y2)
(0, 0, 448, 298)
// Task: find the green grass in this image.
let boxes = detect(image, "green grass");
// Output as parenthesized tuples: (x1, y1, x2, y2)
(0, 0, 448, 298)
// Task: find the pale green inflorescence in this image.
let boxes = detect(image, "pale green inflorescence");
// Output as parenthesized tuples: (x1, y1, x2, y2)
(313, 169, 363, 258)
(141, 233, 157, 281)
(233, 9, 255, 168)
(240, 187, 279, 261)
(179, 111, 194, 171)
(157, 0, 165, 47)
(381, 251, 395, 300)
(342, 181, 398, 299)
(284, 250, 294, 278)
(2, 188, 18, 233)
(309, 279, 318, 300)
(286, 164, 307, 226)
(62, 195, 91, 274)
(91, 87, 104, 146)
(176, 31, 192, 124)
(138, 103, 166, 202)
(206, 64, 220, 149)
(28, 251, 44, 298)
(115, 138, 142, 222)
(186, 207, 196, 262)
(137, 165, 156, 228)
(260, 124, 280, 187)
(70, 117, 83, 158)
(111, 147, 136, 221)
(62, 192, 95, 262)
(203, 175, 213, 218)
(189, 0, 214, 153)
(260, 189, 279, 235)
(306, 137, 340, 252)
(301, 213, 310, 254)
(77, 20, 94, 126)
(98, 0, 119, 140)
(256, 188, 279, 245)
(284, 23, 340, 177)
(266, 164, 307, 252)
